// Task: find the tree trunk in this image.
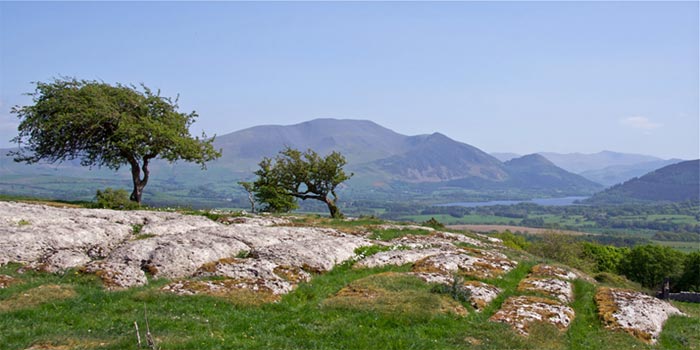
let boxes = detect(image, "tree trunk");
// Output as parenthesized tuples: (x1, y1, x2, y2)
(128, 157, 150, 204)
(247, 192, 255, 213)
(325, 197, 341, 219)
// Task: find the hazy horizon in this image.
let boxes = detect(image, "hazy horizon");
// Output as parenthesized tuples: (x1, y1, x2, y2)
(1, 1, 697, 159)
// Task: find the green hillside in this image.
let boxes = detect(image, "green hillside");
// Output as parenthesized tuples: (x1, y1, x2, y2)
(587, 160, 700, 204)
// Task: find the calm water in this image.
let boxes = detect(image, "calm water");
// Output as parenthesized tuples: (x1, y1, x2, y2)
(439, 196, 588, 208)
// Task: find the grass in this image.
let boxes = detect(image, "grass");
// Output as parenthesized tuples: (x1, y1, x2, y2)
(2, 256, 699, 349)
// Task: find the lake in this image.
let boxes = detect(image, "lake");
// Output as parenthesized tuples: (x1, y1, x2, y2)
(439, 196, 588, 208)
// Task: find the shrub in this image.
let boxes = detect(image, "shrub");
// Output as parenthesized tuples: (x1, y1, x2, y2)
(618, 244, 685, 289)
(677, 251, 700, 292)
(494, 230, 530, 251)
(422, 217, 445, 229)
(94, 188, 139, 210)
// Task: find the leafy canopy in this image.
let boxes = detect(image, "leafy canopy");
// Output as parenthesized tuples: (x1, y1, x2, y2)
(251, 147, 352, 218)
(11, 78, 220, 170)
(10, 78, 221, 204)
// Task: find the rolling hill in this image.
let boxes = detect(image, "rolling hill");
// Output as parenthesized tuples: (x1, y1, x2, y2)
(586, 159, 700, 204)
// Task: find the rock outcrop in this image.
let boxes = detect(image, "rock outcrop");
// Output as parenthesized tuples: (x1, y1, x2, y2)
(490, 296, 575, 335)
(595, 287, 685, 344)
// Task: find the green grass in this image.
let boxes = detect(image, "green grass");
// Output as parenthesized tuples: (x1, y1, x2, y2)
(2, 256, 699, 349)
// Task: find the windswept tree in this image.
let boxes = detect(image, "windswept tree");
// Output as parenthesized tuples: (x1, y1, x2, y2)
(251, 147, 352, 218)
(10, 78, 221, 204)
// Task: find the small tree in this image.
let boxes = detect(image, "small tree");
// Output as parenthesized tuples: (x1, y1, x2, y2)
(251, 147, 352, 218)
(10, 78, 221, 204)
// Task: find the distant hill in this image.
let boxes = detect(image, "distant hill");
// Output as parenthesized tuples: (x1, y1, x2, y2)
(0, 118, 605, 204)
(579, 159, 685, 186)
(503, 154, 603, 193)
(586, 160, 700, 204)
(539, 151, 664, 174)
(491, 151, 685, 186)
(370, 133, 507, 183)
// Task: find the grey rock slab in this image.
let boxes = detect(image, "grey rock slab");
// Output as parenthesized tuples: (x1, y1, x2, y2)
(354, 248, 448, 269)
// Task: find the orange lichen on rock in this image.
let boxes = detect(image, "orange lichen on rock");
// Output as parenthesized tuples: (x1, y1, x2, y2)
(162, 279, 281, 305)
(594, 287, 684, 344)
(518, 277, 574, 303)
(530, 264, 578, 281)
(489, 295, 575, 335)
(412, 251, 516, 279)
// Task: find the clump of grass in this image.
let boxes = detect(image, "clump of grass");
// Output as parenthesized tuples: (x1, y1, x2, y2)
(17, 219, 31, 226)
(0, 284, 76, 312)
(322, 272, 468, 318)
(431, 273, 472, 304)
(131, 224, 144, 235)
(353, 244, 392, 259)
(235, 250, 251, 259)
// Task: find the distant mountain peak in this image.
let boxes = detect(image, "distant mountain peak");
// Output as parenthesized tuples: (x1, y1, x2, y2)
(505, 153, 555, 167)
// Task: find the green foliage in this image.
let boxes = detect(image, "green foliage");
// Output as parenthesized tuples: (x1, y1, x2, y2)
(17, 219, 30, 226)
(677, 251, 700, 292)
(581, 242, 629, 273)
(618, 244, 685, 289)
(526, 232, 593, 271)
(10, 78, 221, 203)
(235, 250, 251, 259)
(422, 217, 445, 229)
(493, 230, 531, 251)
(131, 224, 143, 235)
(430, 273, 471, 304)
(251, 158, 299, 213)
(94, 188, 139, 210)
(353, 245, 393, 259)
(250, 147, 352, 218)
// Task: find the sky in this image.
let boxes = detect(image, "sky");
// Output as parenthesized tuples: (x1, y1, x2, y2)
(0, 1, 698, 159)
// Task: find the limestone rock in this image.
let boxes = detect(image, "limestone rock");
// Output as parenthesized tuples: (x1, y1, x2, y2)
(85, 229, 250, 288)
(354, 248, 448, 269)
(462, 280, 503, 311)
(595, 287, 685, 344)
(490, 296, 575, 335)
(518, 277, 574, 303)
(253, 233, 370, 273)
(412, 251, 517, 279)
(530, 264, 579, 281)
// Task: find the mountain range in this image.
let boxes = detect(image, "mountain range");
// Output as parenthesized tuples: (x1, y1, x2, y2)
(2, 118, 687, 206)
(492, 151, 684, 186)
(201, 119, 602, 196)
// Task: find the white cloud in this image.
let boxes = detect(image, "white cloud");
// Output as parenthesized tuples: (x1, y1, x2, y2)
(620, 116, 663, 131)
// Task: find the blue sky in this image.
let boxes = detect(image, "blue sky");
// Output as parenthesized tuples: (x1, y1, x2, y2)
(0, 1, 698, 159)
